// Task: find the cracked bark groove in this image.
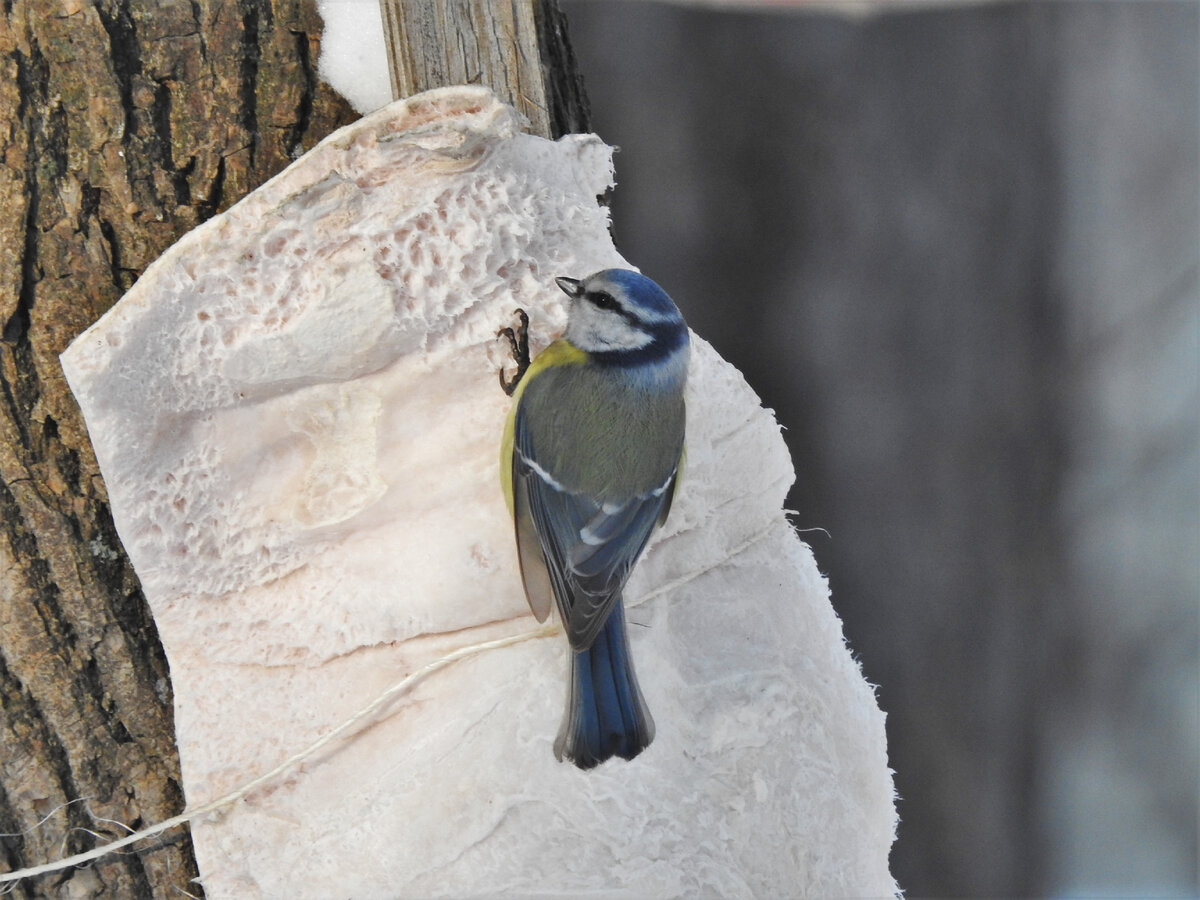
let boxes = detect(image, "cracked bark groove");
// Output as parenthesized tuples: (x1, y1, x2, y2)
(0, 0, 356, 895)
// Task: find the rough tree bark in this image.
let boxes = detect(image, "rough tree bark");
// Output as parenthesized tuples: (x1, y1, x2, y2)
(0, 0, 589, 896)
(0, 1, 356, 895)
(379, 0, 590, 139)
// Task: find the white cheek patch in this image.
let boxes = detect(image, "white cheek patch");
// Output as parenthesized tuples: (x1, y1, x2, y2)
(589, 316, 652, 351)
(567, 304, 653, 352)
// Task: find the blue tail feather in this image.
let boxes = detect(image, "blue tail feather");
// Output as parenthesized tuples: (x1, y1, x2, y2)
(554, 600, 655, 769)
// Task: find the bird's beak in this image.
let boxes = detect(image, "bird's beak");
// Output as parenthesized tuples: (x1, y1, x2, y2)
(555, 276, 583, 299)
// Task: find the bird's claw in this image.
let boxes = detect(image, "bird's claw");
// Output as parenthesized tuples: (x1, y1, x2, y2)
(498, 308, 530, 396)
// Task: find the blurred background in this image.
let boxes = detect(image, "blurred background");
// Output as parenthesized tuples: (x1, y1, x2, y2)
(561, 1, 1198, 896)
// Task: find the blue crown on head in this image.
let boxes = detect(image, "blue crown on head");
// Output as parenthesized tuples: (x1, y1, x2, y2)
(601, 269, 681, 319)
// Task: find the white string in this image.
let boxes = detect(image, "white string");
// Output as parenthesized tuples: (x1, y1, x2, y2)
(0, 622, 558, 886)
(0, 797, 94, 839)
(637, 518, 784, 607)
(0, 517, 789, 886)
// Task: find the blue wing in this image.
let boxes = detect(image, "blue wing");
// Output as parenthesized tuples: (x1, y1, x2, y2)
(512, 406, 676, 651)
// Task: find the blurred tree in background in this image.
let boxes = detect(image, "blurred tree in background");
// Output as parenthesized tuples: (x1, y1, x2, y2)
(564, 1, 1198, 896)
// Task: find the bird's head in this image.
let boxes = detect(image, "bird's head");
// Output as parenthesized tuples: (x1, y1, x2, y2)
(556, 269, 688, 361)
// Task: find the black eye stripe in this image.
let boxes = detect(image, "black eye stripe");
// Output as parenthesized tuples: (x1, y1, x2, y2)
(584, 288, 647, 327)
(587, 290, 618, 310)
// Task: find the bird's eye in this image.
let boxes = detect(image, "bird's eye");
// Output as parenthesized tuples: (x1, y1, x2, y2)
(588, 291, 618, 311)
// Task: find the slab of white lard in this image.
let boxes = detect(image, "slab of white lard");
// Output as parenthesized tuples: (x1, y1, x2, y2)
(61, 86, 897, 899)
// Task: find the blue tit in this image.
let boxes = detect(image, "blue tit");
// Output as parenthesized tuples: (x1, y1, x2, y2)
(499, 269, 689, 769)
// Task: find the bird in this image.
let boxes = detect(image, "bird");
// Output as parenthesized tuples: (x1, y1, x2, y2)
(499, 268, 689, 769)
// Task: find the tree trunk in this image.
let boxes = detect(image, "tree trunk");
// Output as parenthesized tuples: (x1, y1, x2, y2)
(378, 0, 590, 139)
(0, 1, 356, 895)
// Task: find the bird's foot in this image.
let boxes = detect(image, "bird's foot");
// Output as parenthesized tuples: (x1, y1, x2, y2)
(498, 308, 530, 396)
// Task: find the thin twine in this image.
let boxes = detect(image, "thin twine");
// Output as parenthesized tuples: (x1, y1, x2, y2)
(0, 622, 557, 885)
(0, 516, 787, 886)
